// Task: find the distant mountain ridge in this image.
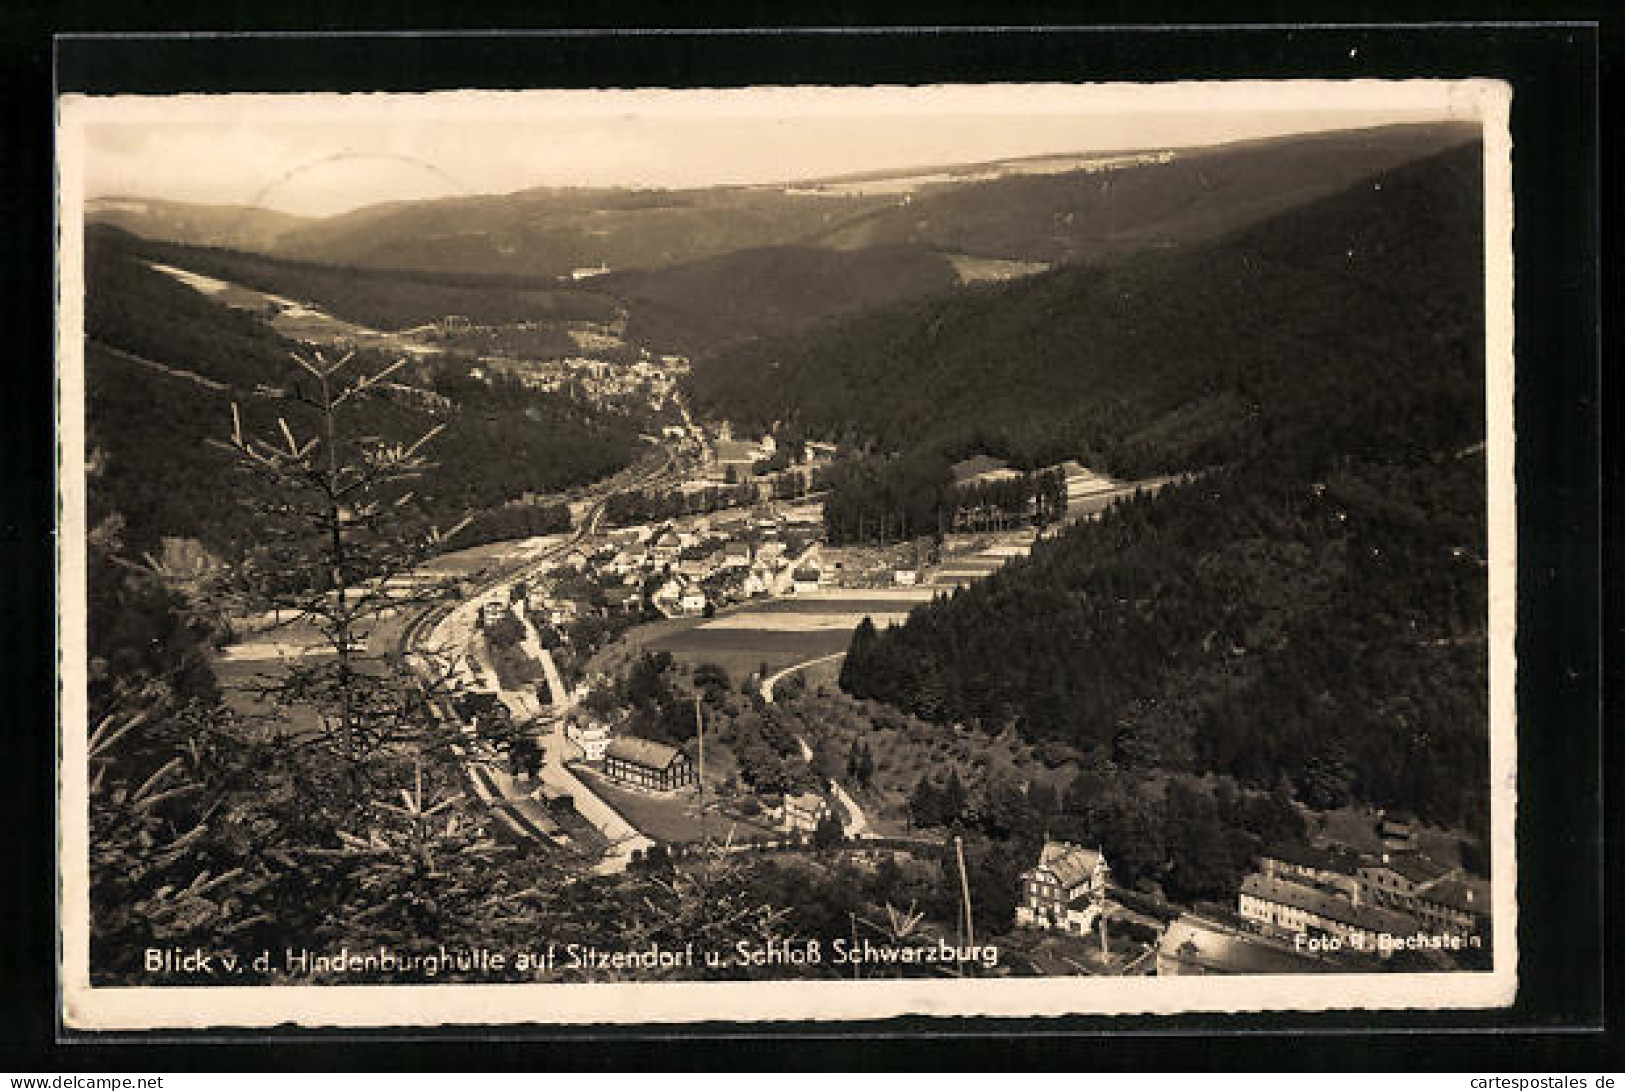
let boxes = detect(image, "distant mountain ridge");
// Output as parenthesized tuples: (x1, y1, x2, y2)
(686, 139, 1485, 478)
(86, 197, 314, 253)
(88, 121, 1479, 281)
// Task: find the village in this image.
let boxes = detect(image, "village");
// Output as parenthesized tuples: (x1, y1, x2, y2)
(376, 408, 1488, 979)
(200, 325, 1492, 979)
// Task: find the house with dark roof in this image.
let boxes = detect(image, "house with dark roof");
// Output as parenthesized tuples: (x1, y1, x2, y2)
(1413, 876, 1491, 935)
(602, 737, 696, 792)
(1356, 853, 1454, 913)
(1016, 840, 1110, 933)
(1259, 842, 1367, 902)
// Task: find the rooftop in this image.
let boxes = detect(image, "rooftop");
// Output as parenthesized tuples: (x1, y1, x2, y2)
(950, 454, 1011, 484)
(1263, 841, 1367, 876)
(1419, 876, 1490, 915)
(1360, 853, 1453, 885)
(1241, 873, 1418, 935)
(604, 736, 687, 770)
(1033, 840, 1107, 890)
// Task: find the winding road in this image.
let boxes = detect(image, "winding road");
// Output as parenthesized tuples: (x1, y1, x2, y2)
(396, 446, 683, 871)
(761, 652, 875, 840)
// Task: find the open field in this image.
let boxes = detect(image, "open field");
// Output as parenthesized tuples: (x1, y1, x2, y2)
(644, 626, 854, 681)
(571, 766, 779, 845)
(639, 591, 933, 679)
(419, 533, 571, 578)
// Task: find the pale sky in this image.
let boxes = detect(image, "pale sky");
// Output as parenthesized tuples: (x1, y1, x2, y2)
(68, 84, 1479, 217)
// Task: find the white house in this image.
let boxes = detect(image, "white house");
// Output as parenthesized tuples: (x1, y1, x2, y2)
(677, 586, 708, 615)
(792, 565, 822, 594)
(650, 577, 684, 614)
(566, 720, 612, 763)
(783, 791, 834, 834)
(1016, 840, 1111, 934)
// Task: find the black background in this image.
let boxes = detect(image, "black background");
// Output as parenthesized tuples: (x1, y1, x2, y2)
(3, 6, 1612, 1072)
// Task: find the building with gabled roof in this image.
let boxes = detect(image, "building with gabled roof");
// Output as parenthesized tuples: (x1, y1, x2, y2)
(950, 454, 1015, 486)
(782, 791, 834, 834)
(1356, 853, 1455, 913)
(648, 524, 683, 564)
(1016, 840, 1110, 932)
(1259, 841, 1366, 902)
(602, 736, 696, 792)
(1413, 876, 1490, 935)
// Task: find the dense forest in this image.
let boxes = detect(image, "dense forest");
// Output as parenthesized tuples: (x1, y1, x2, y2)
(97, 229, 621, 331)
(819, 458, 1069, 545)
(834, 143, 1489, 830)
(598, 243, 959, 355)
(688, 143, 1484, 480)
(83, 227, 641, 559)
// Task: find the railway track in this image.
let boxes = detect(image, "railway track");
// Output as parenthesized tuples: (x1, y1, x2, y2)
(395, 446, 681, 660)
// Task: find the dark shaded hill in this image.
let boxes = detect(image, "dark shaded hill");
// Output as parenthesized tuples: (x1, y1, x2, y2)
(82, 229, 641, 559)
(597, 243, 961, 355)
(812, 121, 1477, 266)
(831, 141, 1489, 829)
(265, 185, 895, 278)
(688, 140, 1485, 478)
(91, 228, 620, 332)
(95, 227, 964, 358)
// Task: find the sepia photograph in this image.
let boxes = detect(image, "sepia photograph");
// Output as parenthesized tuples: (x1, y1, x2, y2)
(55, 79, 1516, 1029)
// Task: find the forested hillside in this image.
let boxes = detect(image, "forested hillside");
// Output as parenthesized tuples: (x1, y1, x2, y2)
(688, 142, 1484, 479)
(83, 228, 640, 559)
(98, 232, 963, 358)
(826, 143, 1488, 829)
(98, 231, 621, 331)
(808, 121, 1475, 264)
(265, 185, 894, 278)
(596, 243, 960, 355)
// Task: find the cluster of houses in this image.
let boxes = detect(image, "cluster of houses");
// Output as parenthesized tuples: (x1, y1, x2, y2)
(539, 509, 823, 621)
(1016, 828, 1491, 975)
(704, 422, 838, 484)
(500, 353, 688, 411)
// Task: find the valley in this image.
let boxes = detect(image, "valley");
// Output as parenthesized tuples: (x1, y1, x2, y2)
(78, 114, 1495, 984)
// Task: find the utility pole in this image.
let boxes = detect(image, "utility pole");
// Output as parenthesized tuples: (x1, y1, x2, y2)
(693, 692, 708, 846)
(953, 834, 975, 950)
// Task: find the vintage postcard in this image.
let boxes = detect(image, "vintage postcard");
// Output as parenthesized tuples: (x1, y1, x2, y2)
(56, 79, 1516, 1029)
